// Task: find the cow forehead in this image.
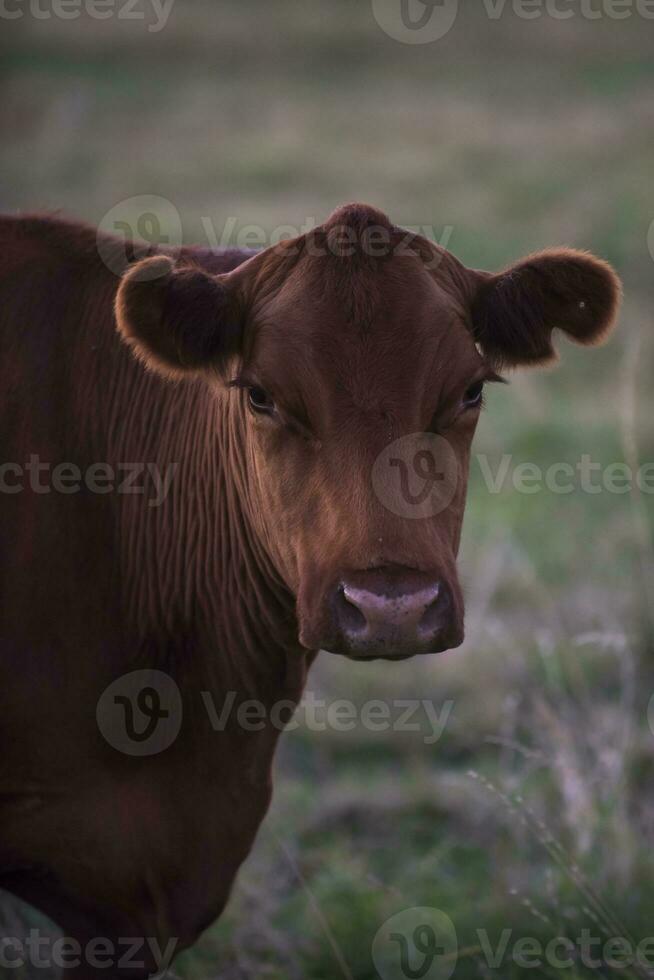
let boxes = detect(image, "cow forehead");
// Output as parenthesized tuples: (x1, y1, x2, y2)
(247, 250, 481, 402)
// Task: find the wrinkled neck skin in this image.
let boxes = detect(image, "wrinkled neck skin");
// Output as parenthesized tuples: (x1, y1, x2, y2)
(0, 268, 312, 952)
(1, 347, 310, 953)
(96, 350, 309, 706)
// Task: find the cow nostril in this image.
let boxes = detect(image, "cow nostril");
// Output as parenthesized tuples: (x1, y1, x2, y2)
(419, 583, 450, 636)
(335, 586, 368, 635)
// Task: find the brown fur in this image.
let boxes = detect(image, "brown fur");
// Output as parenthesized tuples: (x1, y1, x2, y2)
(0, 206, 620, 977)
(471, 248, 621, 367)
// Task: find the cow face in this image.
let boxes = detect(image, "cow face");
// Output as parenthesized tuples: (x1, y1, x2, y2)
(116, 204, 620, 660)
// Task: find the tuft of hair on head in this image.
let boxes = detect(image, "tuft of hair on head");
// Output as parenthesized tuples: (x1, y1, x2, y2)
(322, 203, 394, 235)
(318, 203, 397, 262)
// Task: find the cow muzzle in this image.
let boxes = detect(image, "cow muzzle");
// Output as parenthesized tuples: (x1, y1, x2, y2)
(328, 565, 462, 660)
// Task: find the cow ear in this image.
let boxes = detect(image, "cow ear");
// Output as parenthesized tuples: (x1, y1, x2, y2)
(115, 255, 242, 380)
(469, 249, 621, 368)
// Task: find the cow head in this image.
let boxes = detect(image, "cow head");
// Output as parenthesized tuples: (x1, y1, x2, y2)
(115, 204, 620, 661)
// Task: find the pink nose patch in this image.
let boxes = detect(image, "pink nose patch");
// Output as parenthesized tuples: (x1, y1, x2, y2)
(341, 582, 440, 639)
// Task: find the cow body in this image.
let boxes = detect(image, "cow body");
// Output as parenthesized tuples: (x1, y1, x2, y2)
(0, 207, 620, 976)
(0, 217, 307, 974)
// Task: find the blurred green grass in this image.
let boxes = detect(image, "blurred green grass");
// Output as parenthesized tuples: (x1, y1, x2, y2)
(2, 2, 654, 977)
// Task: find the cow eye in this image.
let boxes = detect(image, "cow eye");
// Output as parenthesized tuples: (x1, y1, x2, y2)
(248, 386, 275, 415)
(463, 380, 484, 409)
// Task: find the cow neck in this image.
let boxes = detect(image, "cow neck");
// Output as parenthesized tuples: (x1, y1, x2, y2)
(103, 354, 305, 703)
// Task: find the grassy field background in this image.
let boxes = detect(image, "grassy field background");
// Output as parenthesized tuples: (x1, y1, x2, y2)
(2, 2, 654, 977)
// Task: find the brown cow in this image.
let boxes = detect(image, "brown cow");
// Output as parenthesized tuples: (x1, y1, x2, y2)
(0, 204, 620, 977)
